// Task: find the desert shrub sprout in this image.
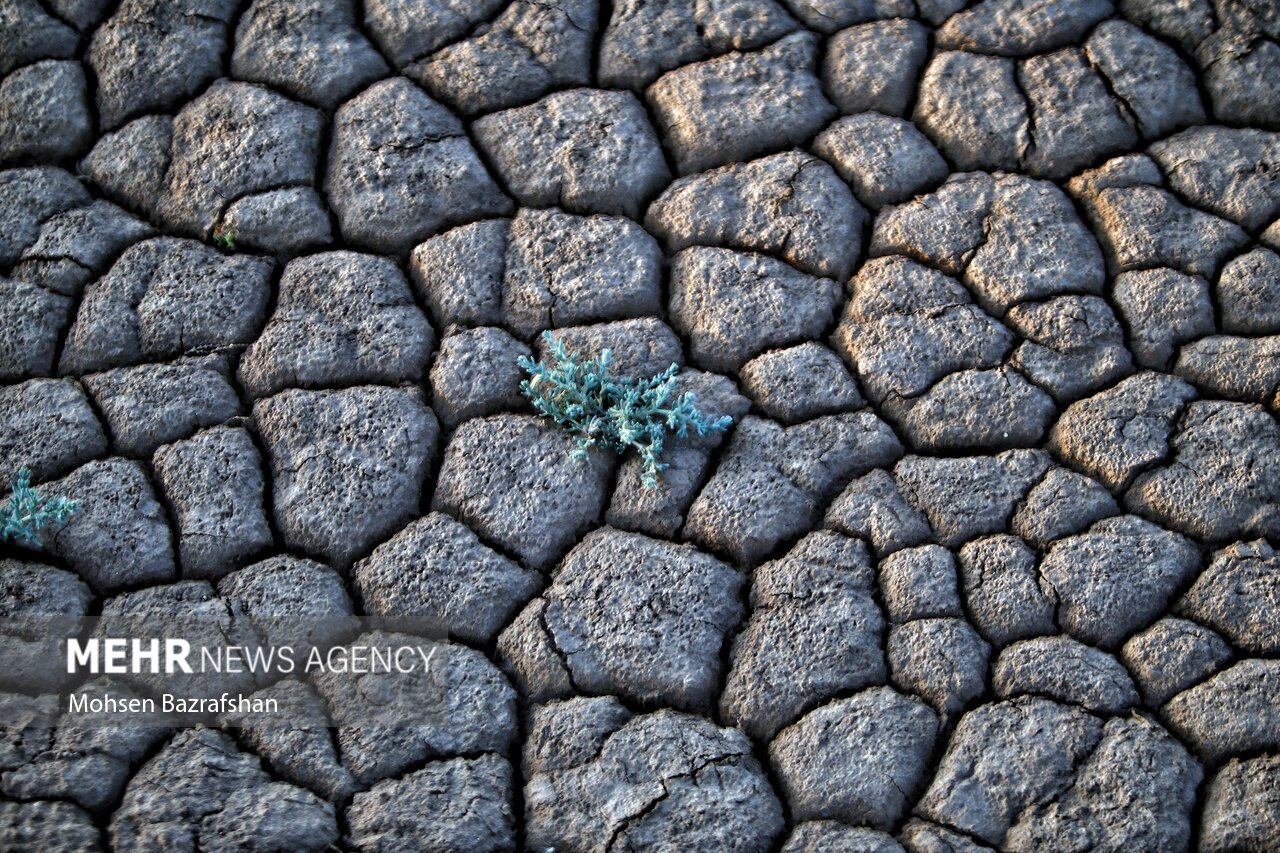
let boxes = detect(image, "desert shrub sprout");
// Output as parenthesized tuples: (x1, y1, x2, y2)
(2, 468, 78, 547)
(519, 332, 733, 488)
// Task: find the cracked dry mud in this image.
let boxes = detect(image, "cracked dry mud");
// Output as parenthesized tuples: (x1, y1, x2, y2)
(1, 0, 1279, 850)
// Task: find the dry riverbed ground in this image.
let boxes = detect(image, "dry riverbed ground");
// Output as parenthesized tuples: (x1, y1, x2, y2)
(2, 0, 1280, 850)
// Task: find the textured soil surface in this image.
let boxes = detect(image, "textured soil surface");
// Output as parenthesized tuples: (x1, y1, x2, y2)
(3, 0, 1280, 850)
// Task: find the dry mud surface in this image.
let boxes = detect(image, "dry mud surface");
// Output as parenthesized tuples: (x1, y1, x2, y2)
(2, 0, 1280, 850)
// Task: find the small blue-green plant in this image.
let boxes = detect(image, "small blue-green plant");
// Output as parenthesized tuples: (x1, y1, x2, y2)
(214, 229, 237, 251)
(519, 332, 733, 488)
(2, 468, 78, 547)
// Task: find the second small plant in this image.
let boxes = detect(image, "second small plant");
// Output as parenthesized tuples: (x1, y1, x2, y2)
(2, 468, 78, 547)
